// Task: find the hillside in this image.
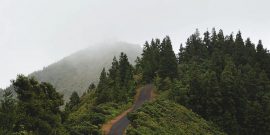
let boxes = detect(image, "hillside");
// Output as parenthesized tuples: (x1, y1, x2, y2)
(127, 100, 226, 135)
(27, 42, 141, 100)
(1, 30, 270, 135)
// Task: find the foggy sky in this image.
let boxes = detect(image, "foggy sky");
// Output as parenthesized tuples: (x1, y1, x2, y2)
(0, 0, 270, 88)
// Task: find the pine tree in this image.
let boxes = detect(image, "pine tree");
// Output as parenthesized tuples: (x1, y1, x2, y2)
(178, 44, 185, 64)
(235, 31, 244, 47)
(119, 52, 132, 86)
(210, 28, 217, 53)
(224, 33, 235, 54)
(203, 30, 211, 56)
(97, 68, 108, 92)
(234, 31, 247, 65)
(244, 38, 256, 64)
(96, 68, 111, 103)
(141, 40, 161, 82)
(185, 30, 207, 62)
(66, 91, 80, 111)
(159, 36, 178, 79)
(108, 57, 119, 80)
(134, 57, 142, 75)
(256, 40, 270, 78)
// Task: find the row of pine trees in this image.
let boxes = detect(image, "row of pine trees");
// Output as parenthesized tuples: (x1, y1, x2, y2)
(171, 29, 270, 135)
(96, 53, 135, 104)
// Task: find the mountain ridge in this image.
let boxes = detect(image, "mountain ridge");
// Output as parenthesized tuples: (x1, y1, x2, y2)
(3, 41, 142, 101)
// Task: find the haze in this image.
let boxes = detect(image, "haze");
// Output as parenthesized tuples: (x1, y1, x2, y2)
(0, 0, 270, 88)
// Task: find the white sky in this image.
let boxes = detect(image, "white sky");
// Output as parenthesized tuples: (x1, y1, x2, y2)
(0, 0, 270, 88)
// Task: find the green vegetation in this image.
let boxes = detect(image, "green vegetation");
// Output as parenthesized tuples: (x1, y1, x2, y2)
(1, 29, 269, 135)
(63, 52, 137, 135)
(139, 37, 178, 83)
(29, 42, 141, 100)
(135, 29, 270, 135)
(170, 29, 270, 135)
(64, 90, 132, 135)
(0, 75, 68, 135)
(0, 90, 17, 135)
(96, 53, 135, 104)
(127, 100, 226, 135)
(0, 52, 137, 135)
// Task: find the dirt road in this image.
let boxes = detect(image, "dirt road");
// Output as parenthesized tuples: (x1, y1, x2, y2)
(104, 84, 154, 135)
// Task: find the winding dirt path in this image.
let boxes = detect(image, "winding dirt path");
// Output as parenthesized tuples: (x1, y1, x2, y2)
(101, 84, 154, 135)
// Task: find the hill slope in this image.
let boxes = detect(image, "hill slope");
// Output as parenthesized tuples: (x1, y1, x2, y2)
(27, 42, 141, 100)
(127, 100, 226, 135)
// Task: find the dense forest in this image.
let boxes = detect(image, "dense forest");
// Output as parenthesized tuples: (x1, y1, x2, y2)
(135, 28, 270, 135)
(1, 28, 270, 135)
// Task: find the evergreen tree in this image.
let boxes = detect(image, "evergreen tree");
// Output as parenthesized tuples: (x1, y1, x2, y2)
(141, 40, 160, 82)
(217, 30, 225, 51)
(159, 36, 178, 79)
(119, 52, 132, 86)
(12, 75, 64, 135)
(256, 40, 270, 78)
(203, 30, 211, 56)
(234, 31, 248, 65)
(141, 41, 153, 82)
(96, 68, 110, 104)
(66, 91, 80, 111)
(244, 38, 256, 64)
(220, 58, 241, 134)
(224, 33, 235, 54)
(134, 57, 142, 75)
(178, 44, 185, 64)
(108, 57, 119, 80)
(209, 28, 217, 53)
(97, 68, 108, 91)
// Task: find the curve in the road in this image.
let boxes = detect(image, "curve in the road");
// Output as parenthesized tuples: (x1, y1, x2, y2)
(107, 84, 153, 135)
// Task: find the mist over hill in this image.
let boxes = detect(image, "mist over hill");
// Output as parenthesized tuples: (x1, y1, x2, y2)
(24, 42, 141, 100)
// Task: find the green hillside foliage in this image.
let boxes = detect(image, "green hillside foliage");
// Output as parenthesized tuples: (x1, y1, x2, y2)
(0, 52, 137, 135)
(63, 53, 136, 134)
(0, 75, 68, 135)
(135, 30, 270, 135)
(64, 90, 131, 135)
(171, 30, 269, 135)
(170, 29, 270, 135)
(127, 100, 226, 135)
(29, 42, 141, 100)
(1, 29, 270, 135)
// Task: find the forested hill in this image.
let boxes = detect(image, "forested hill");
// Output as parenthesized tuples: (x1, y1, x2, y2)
(28, 42, 141, 100)
(1, 29, 270, 135)
(135, 29, 270, 135)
